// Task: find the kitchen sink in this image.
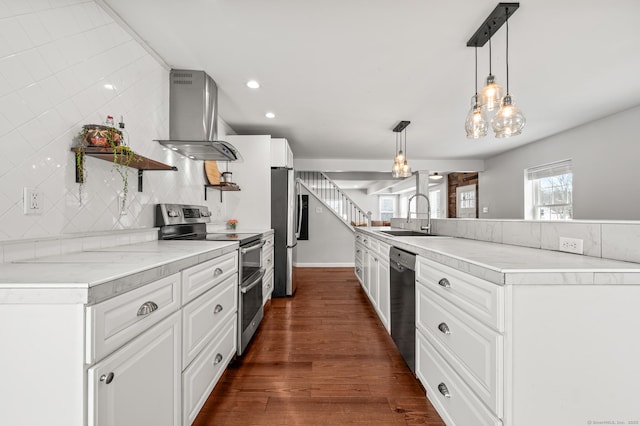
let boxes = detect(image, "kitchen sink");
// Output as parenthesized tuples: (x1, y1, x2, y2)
(379, 230, 432, 237)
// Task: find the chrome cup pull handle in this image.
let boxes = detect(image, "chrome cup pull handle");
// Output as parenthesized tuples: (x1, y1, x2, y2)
(136, 301, 158, 316)
(438, 322, 451, 335)
(438, 278, 451, 288)
(438, 383, 451, 398)
(214, 304, 223, 314)
(213, 353, 223, 365)
(100, 372, 115, 384)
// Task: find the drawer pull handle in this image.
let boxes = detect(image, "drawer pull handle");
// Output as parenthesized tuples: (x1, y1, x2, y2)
(214, 268, 223, 277)
(438, 383, 451, 398)
(214, 304, 223, 314)
(363, 239, 368, 243)
(438, 322, 451, 335)
(213, 353, 223, 365)
(438, 278, 451, 288)
(99, 372, 115, 384)
(136, 301, 158, 316)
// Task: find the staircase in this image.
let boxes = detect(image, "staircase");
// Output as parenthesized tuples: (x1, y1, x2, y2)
(297, 171, 371, 232)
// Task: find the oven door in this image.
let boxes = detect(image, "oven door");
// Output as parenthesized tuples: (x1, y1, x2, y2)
(238, 268, 265, 355)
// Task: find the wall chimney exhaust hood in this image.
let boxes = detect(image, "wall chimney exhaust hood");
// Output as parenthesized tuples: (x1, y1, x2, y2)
(156, 70, 241, 161)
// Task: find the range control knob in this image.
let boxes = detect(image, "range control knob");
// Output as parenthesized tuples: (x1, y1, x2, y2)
(167, 210, 180, 218)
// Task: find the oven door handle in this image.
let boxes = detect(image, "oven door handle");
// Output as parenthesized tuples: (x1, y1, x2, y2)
(240, 269, 266, 294)
(241, 240, 265, 255)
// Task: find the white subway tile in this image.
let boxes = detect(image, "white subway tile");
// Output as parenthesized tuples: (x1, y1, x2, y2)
(502, 221, 542, 249)
(36, 42, 68, 73)
(602, 224, 640, 264)
(0, 17, 33, 53)
(18, 48, 52, 82)
(18, 12, 52, 46)
(34, 239, 61, 257)
(18, 82, 53, 118)
(3, 241, 36, 262)
(0, 92, 36, 127)
(0, 53, 33, 92)
(475, 220, 503, 243)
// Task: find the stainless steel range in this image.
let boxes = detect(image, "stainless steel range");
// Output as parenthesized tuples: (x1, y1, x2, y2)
(155, 203, 265, 356)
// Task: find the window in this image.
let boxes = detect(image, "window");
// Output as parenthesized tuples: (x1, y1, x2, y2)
(525, 160, 573, 220)
(379, 196, 396, 221)
(429, 189, 441, 218)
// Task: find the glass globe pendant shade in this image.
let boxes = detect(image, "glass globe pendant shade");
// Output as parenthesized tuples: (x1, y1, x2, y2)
(400, 161, 412, 177)
(394, 150, 405, 164)
(465, 95, 488, 139)
(391, 161, 401, 178)
(491, 94, 526, 138)
(480, 74, 503, 112)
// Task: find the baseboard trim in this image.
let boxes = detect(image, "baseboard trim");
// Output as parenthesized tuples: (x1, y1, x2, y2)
(294, 262, 355, 268)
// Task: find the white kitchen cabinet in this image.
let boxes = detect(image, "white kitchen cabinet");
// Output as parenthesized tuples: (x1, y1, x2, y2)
(354, 230, 391, 333)
(183, 315, 236, 426)
(270, 138, 293, 168)
(416, 255, 640, 426)
(87, 311, 181, 426)
(262, 232, 275, 305)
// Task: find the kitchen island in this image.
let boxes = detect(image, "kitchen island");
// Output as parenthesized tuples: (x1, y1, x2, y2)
(0, 239, 239, 426)
(356, 227, 640, 426)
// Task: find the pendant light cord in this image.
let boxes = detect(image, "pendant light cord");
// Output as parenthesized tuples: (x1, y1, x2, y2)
(488, 37, 492, 76)
(505, 7, 510, 94)
(474, 45, 478, 95)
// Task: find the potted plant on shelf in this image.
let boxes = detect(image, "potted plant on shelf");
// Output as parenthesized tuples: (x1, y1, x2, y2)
(74, 116, 138, 203)
(227, 219, 238, 230)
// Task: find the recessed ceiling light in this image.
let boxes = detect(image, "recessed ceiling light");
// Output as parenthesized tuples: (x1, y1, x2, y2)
(246, 80, 260, 89)
(429, 172, 444, 181)
(103, 84, 116, 90)
(265, 112, 275, 119)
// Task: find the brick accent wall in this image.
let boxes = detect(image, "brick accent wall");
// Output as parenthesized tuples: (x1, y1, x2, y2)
(447, 173, 479, 218)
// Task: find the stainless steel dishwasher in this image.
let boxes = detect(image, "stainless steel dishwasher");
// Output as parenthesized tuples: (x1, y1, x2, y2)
(389, 246, 416, 372)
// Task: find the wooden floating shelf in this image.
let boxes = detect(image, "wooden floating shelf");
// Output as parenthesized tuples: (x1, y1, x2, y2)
(72, 146, 178, 192)
(205, 183, 241, 202)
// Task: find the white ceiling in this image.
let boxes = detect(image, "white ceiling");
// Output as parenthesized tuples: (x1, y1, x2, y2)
(103, 0, 640, 163)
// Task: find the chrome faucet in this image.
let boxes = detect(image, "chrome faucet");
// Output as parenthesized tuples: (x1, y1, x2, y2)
(406, 193, 431, 233)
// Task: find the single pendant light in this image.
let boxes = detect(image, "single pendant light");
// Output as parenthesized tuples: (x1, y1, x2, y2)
(465, 46, 488, 138)
(391, 131, 402, 177)
(479, 38, 503, 111)
(399, 125, 412, 177)
(491, 6, 526, 138)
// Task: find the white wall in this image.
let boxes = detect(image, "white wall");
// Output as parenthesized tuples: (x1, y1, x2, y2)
(0, 0, 232, 240)
(479, 105, 640, 220)
(220, 135, 271, 231)
(295, 187, 354, 266)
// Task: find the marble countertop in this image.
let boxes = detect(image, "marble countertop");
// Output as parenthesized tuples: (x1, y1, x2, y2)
(0, 240, 238, 304)
(359, 227, 640, 285)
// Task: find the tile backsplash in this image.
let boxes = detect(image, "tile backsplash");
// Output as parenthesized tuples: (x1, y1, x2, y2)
(0, 0, 226, 242)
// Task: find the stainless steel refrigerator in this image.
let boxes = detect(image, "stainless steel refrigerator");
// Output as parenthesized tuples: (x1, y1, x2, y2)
(271, 167, 299, 297)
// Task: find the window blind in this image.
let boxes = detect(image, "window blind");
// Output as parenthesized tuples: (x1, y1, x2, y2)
(526, 159, 572, 180)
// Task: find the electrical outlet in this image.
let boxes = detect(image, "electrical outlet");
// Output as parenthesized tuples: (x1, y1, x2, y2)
(559, 237, 584, 255)
(23, 187, 42, 215)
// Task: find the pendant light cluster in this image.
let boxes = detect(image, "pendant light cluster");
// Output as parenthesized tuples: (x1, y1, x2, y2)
(465, 2, 525, 139)
(391, 120, 412, 178)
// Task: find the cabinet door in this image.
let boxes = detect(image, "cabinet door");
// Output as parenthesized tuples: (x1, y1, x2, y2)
(369, 254, 379, 308)
(88, 312, 181, 426)
(362, 250, 370, 293)
(377, 258, 390, 332)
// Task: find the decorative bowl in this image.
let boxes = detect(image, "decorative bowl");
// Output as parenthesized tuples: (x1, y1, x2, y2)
(81, 124, 122, 147)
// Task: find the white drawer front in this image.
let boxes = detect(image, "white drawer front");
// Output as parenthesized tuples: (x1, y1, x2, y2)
(417, 282, 503, 415)
(182, 275, 237, 368)
(368, 238, 379, 253)
(355, 243, 364, 263)
(416, 256, 504, 331)
(182, 251, 238, 303)
(183, 315, 236, 426)
(87, 273, 181, 363)
(262, 246, 274, 271)
(262, 235, 274, 252)
(263, 269, 274, 304)
(377, 240, 391, 258)
(416, 330, 501, 426)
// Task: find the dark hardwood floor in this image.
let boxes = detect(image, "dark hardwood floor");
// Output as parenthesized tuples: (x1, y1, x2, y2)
(193, 267, 445, 425)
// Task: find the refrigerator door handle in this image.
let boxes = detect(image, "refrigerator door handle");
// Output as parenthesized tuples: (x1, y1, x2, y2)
(295, 180, 302, 239)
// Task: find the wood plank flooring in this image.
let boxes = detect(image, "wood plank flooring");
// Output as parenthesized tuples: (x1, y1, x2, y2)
(193, 267, 445, 425)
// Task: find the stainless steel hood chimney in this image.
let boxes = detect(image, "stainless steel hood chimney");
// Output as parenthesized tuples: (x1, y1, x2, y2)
(156, 69, 241, 161)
